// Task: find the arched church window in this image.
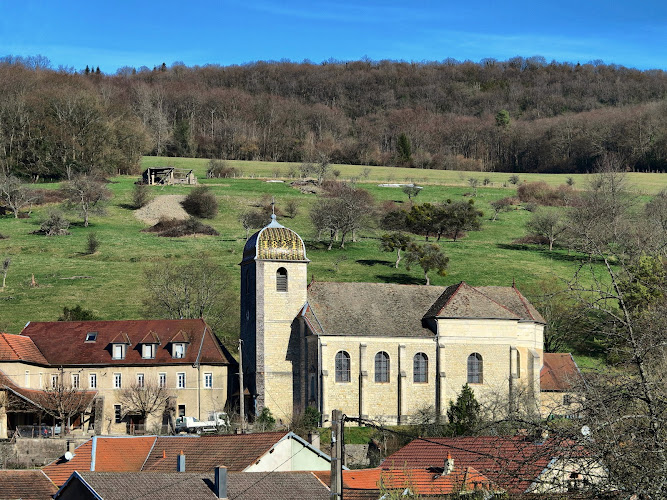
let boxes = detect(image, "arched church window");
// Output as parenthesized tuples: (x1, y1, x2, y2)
(335, 351, 350, 383)
(413, 353, 428, 383)
(375, 351, 390, 383)
(467, 353, 483, 384)
(276, 267, 288, 292)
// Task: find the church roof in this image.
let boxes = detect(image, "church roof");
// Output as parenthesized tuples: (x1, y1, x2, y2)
(302, 281, 544, 337)
(242, 215, 308, 263)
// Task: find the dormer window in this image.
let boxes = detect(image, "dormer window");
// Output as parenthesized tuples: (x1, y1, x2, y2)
(85, 332, 97, 342)
(112, 344, 126, 360)
(172, 343, 185, 359)
(142, 344, 157, 359)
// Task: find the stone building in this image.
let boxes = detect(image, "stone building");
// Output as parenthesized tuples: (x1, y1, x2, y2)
(241, 217, 556, 425)
(0, 319, 232, 437)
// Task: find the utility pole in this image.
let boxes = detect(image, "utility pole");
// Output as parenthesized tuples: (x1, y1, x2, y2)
(238, 339, 245, 433)
(330, 409, 343, 500)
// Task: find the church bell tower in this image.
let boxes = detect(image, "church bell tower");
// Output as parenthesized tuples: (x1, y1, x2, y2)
(240, 214, 309, 422)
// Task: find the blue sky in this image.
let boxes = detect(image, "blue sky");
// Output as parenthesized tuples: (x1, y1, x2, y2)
(1, 0, 665, 73)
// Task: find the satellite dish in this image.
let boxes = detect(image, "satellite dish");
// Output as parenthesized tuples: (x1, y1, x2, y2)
(64, 451, 74, 461)
(581, 425, 591, 437)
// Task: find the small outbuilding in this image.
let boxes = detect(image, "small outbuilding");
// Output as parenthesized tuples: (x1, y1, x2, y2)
(141, 167, 197, 185)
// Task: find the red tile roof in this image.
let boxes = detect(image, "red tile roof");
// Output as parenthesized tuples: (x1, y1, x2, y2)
(315, 466, 495, 496)
(43, 436, 157, 486)
(0, 469, 58, 500)
(20, 319, 231, 366)
(382, 436, 566, 493)
(0, 333, 48, 364)
(541, 353, 583, 392)
(143, 432, 292, 472)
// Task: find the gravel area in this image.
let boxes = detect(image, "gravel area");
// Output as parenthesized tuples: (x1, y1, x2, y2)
(134, 195, 189, 225)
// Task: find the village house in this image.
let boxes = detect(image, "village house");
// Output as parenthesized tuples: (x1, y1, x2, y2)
(241, 216, 576, 425)
(0, 319, 232, 437)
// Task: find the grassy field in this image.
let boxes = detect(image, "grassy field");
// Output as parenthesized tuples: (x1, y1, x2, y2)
(1, 158, 665, 349)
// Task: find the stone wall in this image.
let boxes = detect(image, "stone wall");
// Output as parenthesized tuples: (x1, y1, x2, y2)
(0, 437, 88, 468)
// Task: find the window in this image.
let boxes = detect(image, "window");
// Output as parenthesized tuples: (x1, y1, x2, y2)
(114, 404, 122, 424)
(137, 373, 145, 388)
(114, 373, 122, 389)
(335, 351, 351, 383)
(51, 374, 59, 388)
(24, 370, 30, 388)
(375, 351, 390, 383)
(72, 373, 80, 389)
(204, 373, 213, 388)
(112, 344, 125, 360)
(413, 353, 428, 383)
(172, 343, 185, 359)
(159, 373, 166, 388)
(89, 373, 97, 389)
(515, 350, 521, 378)
(178, 405, 186, 417)
(142, 344, 156, 359)
(563, 394, 572, 405)
(85, 332, 97, 342)
(276, 267, 288, 292)
(467, 353, 483, 384)
(177, 372, 186, 389)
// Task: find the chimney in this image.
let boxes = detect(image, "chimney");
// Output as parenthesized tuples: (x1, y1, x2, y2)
(307, 430, 320, 450)
(444, 453, 454, 475)
(214, 466, 228, 499)
(177, 451, 185, 472)
(67, 440, 75, 453)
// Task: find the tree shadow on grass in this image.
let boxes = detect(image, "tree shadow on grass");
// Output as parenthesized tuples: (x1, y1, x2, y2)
(356, 259, 393, 267)
(496, 243, 594, 264)
(375, 273, 424, 285)
(118, 203, 137, 210)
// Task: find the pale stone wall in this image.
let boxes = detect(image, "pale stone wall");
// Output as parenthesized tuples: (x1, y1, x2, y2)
(257, 260, 308, 423)
(243, 436, 331, 472)
(0, 362, 227, 436)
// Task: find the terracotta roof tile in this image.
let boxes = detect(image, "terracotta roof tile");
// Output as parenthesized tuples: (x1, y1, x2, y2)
(20, 319, 231, 366)
(169, 329, 191, 343)
(143, 432, 291, 472)
(382, 436, 567, 493)
(109, 331, 131, 344)
(541, 353, 583, 391)
(0, 469, 58, 500)
(316, 467, 494, 496)
(139, 331, 161, 344)
(0, 333, 48, 364)
(43, 436, 156, 487)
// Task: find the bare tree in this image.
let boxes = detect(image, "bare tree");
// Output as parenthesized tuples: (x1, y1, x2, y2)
(401, 184, 421, 203)
(116, 378, 173, 426)
(62, 174, 111, 227)
(239, 209, 267, 239)
(0, 174, 36, 218)
(1, 258, 9, 289)
(142, 258, 235, 338)
(33, 377, 91, 437)
(526, 209, 568, 251)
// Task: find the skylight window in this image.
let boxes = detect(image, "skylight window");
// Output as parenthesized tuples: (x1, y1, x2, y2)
(85, 332, 98, 342)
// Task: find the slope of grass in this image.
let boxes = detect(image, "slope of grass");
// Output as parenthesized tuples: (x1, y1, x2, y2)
(1, 158, 663, 338)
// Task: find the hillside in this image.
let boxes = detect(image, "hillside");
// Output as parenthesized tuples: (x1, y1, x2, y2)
(0, 159, 665, 346)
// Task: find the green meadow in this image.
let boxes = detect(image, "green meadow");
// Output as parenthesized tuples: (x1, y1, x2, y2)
(1, 157, 665, 346)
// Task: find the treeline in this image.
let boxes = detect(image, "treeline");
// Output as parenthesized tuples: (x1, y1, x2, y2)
(2, 55, 667, 179)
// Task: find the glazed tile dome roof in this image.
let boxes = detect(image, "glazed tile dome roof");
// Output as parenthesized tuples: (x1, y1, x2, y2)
(242, 215, 308, 262)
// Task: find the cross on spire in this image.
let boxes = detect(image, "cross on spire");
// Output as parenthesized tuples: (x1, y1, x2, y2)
(271, 197, 276, 215)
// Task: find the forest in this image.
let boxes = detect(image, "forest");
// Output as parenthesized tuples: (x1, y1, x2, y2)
(1, 55, 667, 179)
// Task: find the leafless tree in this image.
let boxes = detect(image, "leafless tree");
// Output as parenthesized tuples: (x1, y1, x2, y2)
(62, 174, 111, 227)
(33, 377, 91, 437)
(0, 174, 36, 218)
(526, 209, 568, 251)
(1, 258, 9, 289)
(116, 378, 173, 423)
(239, 209, 267, 239)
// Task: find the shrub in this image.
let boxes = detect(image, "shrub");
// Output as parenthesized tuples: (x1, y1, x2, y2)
(132, 183, 151, 209)
(255, 407, 276, 431)
(517, 181, 575, 207)
(86, 232, 100, 254)
(181, 186, 218, 218)
(285, 199, 299, 218)
(509, 174, 520, 185)
(37, 210, 70, 236)
(207, 159, 240, 179)
(58, 305, 98, 321)
(142, 217, 219, 237)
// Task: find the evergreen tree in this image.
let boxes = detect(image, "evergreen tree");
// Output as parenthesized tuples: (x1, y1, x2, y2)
(396, 133, 412, 165)
(84, 65, 90, 75)
(447, 384, 481, 436)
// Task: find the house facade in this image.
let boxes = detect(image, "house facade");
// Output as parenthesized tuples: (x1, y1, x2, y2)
(0, 319, 232, 437)
(241, 216, 549, 425)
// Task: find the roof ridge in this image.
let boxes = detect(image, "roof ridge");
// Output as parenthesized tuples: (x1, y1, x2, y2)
(511, 287, 537, 321)
(3, 333, 22, 360)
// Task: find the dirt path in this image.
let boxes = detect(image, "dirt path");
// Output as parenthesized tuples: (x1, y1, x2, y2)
(134, 195, 189, 225)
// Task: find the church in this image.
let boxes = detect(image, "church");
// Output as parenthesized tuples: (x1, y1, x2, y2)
(241, 216, 574, 426)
